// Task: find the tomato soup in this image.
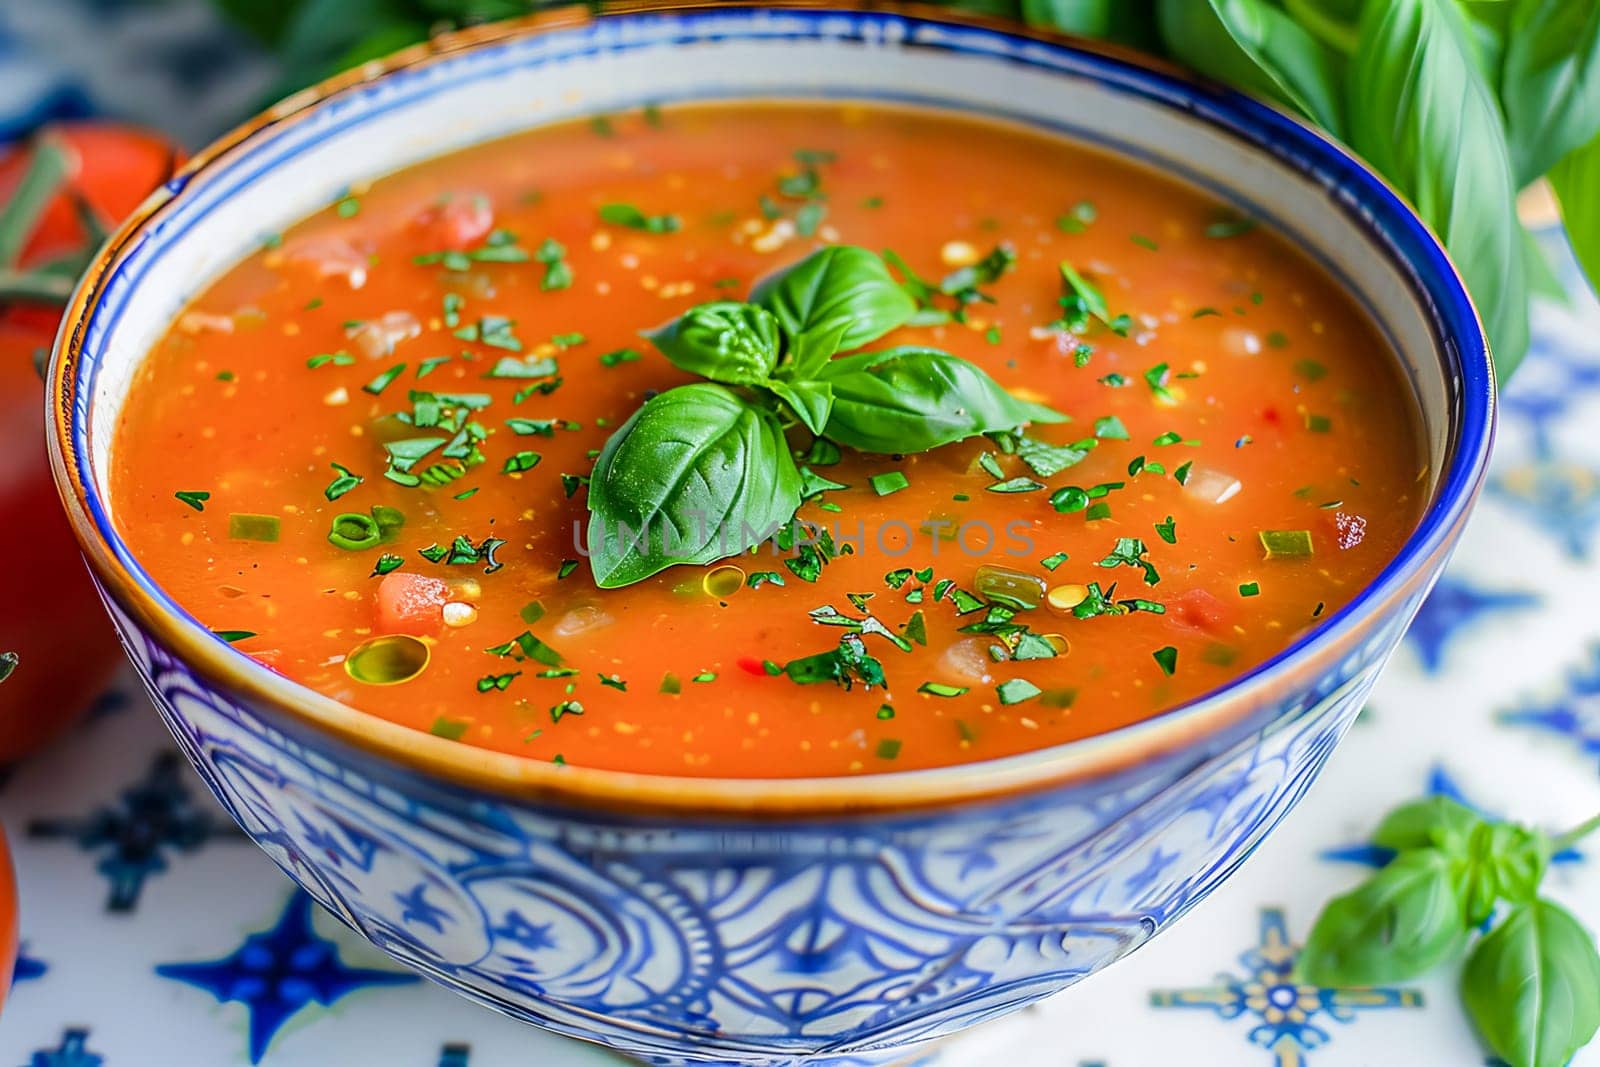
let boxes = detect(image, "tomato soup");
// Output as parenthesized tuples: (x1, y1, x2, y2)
(112, 103, 1425, 778)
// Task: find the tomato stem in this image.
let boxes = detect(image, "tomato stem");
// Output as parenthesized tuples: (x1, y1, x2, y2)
(1552, 811, 1600, 852)
(0, 134, 72, 269)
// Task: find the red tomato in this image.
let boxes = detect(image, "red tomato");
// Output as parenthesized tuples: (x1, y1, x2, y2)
(1167, 588, 1233, 636)
(0, 123, 181, 761)
(375, 572, 451, 636)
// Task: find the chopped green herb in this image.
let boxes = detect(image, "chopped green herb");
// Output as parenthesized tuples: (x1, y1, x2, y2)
(996, 678, 1041, 705)
(429, 717, 469, 740)
(1094, 415, 1130, 440)
(599, 347, 642, 368)
(1259, 529, 1314, 558)
(213, 630, 256, 643)
(175, 490, 210, 512)
(325, 463, 362, 502)
(875, 738, 902, 760)
(1041, 551, 1070, 571)
(1239, 581, 1261, 597)
(870, 471, 910, 496)
(502, 451, 542, 474)
(1152, 646, 1179, 676)
(1155, 516, 1177, 544)
(918, 681, 968, 698)
(598, 202, 681, 233)
(372, 553, 404, 576)
(228, 513, 281, 543)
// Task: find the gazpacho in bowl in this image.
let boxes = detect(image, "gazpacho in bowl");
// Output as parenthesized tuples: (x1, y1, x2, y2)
(111, 102, 1423, 779)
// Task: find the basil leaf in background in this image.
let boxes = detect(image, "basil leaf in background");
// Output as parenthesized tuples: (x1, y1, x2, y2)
(1347, 0, 1529, 379)
(1457, 0, 1514, 95)
(1522, 225, 1571, 304)
(1020, 0, 1161, 49)
(644, 302, 780, 384)
(1372, 794, 1488, 853)
(1462, 899, 1600, 1067)
(1297, 849, 1466, 986)
(750, 245, 916, 355)
(1500, 0, 1600, 187)
(586, 384, 801, 588)
(819, 346, 1066, 454)
(766, 379, 835, 437)
(1156, 0, 1347, 135)
(1279, 0, 1362, 55)
(1551, 132, 1600, 301)
(0, 651, 16, 685)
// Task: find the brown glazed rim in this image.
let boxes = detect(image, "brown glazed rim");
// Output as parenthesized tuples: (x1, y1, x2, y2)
(48, 1, 1492, 817)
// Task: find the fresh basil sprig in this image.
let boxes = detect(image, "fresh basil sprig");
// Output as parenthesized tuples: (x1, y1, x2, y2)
(1299, 797, 1600, 1067)
(584, 245, 1063, 588)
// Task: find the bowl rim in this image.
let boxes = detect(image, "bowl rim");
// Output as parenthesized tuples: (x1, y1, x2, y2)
(47, 0, 1496, 817)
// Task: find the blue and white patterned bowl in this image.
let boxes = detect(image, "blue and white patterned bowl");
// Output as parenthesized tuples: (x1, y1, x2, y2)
(48, 5, 1494, 1065)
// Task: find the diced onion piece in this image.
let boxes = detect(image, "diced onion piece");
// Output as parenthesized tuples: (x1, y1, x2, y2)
(553, 604, 614, 637)
(939, 638, 996, 686)
(975, 565, 1046, 610)
(442, 602, 478, 628)
(282, 235, 369, 289)
(345, 634, 430, 685)
(1182, 466, 1242, 505)
(1222, 327, 1262, 357)
(349, 310, 421, 359)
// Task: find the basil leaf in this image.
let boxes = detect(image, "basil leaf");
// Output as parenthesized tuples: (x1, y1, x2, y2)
(1297, 849, 1466, 986)
(644, 302, 780, 384)
(1551, 132, 1600, 302)
(1462, 899, 1600, 1067)
(1156, 0, 1347, 135)
(1347, 0, 1529, 379)
(766, 379, 834, 437)
(818, 347, 1066, 454)
(0, 651, 16, 685)
(1523, 225, 1570, 304)
(1022, 0, 1161, 48)
(586, 384, 801, 588)
(1372, 794, 1487, 853)
(1500, 0, 1600, 187)
(750, 246, 916, 355)
(1482, 823, 1551, 905)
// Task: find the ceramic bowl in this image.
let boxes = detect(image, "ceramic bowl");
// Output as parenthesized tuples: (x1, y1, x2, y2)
(48, 5, 1493, 1065)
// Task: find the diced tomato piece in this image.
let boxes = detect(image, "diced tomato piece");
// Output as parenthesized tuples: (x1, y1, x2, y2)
(411, 194, 494, 250)
(1168, 588, 1232, 635)
(737, 656, 770, 677)
(376, 572, 450, 636)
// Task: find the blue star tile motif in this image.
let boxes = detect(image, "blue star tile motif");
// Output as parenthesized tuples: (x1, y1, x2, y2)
(27, 751, 245, 911)
(12, 943, 48, 984)
(1150, 908, 1422, 1065)
(1405, 577, 1538, 674)
(24, 1028, 103, 1067)
(438, 1044, 471, 1067)
(1320, 764, 1587, 868)
(1501, 644, 1600, 773)
(156, 889, 418, 1063)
